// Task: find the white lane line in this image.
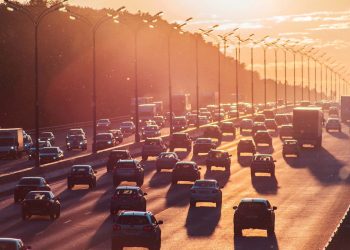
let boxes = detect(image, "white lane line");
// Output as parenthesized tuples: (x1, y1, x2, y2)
(84, 211, 92, 215)
(64, 219, 72, 224)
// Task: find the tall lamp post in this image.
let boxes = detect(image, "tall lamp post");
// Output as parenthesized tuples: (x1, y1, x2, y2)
(4, 0, 67, 168)
(267, 38, 281, 109)
(279, 40, 290, 107)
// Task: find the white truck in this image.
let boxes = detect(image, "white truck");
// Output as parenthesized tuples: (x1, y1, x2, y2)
(139, 104, 157, 122)
(0, 128, 25, 159)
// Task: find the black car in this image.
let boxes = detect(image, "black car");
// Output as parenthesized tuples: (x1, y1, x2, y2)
(206, 149, 231, 171)
(237, 139, 256, 157)
(95, 133, 116, 150)
(110, 186, 147, 214)
(253, 114, 266, 123)
(275, 114, 289, 126)
(265, 119, 278, 132)
(66, 128, 86, 142)
(39, 147, 64, 164)
(22, 191, 61, 220)
(119, 121, 136, 134)
(172, 116, 188, 132)
(67, 165, 97, 189)
(14, 177, 51, 203)
(155, 152, 180, 172)
(203, 125, 222, 144)
(253, 130, 272, 147)
(39, 131, 55, 145)
(106, 149, 132, 172)
(172, 161, 201, 184)
(252, 122, 267, 135)
(28, 140, 51, 160)
(282, 139, 299, 157)
(233, 198, 277, 236)
(240, 119, 254, 133)
(154, 116, 165, 128)
(113, 159, 144, 186)
(187, 114, 198, 126)
(66, 135, 87, 151)
(111, 211, 163, 250)
(142, 138, 167, 161)
(0, 238, 31, 250)
(280, 125, 294, 140)
(263, 109, 275, 119)
(193, 138, 216, 156)
(109, 129, 124, 144)
(250, 154, 276, 177)
(169, 132, 192, 152)
(220, 122, 236, 137)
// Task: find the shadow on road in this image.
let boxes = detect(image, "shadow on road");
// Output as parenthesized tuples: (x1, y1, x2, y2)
(234, 233, 279, 250)
(204, 168, 230, 188)
(238, 156, 253, 167)
(222, 134, 236, 142)
(256, 146, 274, 154)
(148, 171, 172, 189)
(165, 183, 192, 207)
(87, 215, 112, 249)
(251, 175, 279, 194)
(185, 206, 221, 237)
(327, 131, 349, 140)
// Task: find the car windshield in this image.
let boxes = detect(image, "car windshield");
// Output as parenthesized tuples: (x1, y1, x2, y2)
(19, 178, 41, 185)
(96, 134, 112, 140)
(209, 151, 225, 158)
(328, 119, 339, 123)
(0, 242, 18, 250)
(72, 167, 89, 173)
(26, 192, 51, 200)
(99, 119, 109, 123)
(239, 202, 267, 213)
(40, 148, 58, 154)
(195, 181, 215, 188)
(0, 138, 15, 146)
(117, 162, 136, 168)
(68, 135, 84, 140)
(254, 155, 273, 162)
(115, 189, 138, 196)
(160, 153, 176, 159)
(117, 215, 149, 225)
(68, 130, 83, 136)
(176, 163, 194, 169)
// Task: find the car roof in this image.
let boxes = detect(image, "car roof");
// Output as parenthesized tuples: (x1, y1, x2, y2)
(281, 124, 293, 128)
(240, 198, 269, 204)
(20, 176, 43, 181)
(176, 161, 196, 165)
(118, 211, 153, 216)
(97, 132, 112, 135)
(116, 186, 140, 190)
(118, 159, 137, 163)
(69, 128, 83, 131)
(195, 179, 217, 183)
(0, 238, 22, 243)
(72, 165, 91, 168)
(209, 149, 227, 153)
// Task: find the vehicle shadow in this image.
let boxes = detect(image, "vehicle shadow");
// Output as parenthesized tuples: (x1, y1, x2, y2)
(240, 131, 252, 137)
(256, 146, 274, 154)
(238, 156, 253, 167)
(234, 233, 279, 250)
(283, 155, 305, 168)
(222, 134, 236, 142)
(327, 131, 349, 140)
(251, 176, 279, 194)
(175, 150, 191, 160)
(148, 171, 172, 189)
(87, 215, 112, 249)
(185, 205, 221, 237)
(204, 168, 230, 188)
(165, 183, 192, 207)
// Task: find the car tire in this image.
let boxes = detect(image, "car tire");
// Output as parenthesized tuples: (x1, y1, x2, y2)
(234, 226, 242, 237)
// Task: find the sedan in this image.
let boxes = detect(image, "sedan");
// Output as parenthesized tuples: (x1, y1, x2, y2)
(155, 152, 180, 172)
(190, 179, 222, 208)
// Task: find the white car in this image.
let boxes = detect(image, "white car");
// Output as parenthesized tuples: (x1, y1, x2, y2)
(190, 179, 222, 208)
(326, 118, 341, 132)
(97, 118, 111, 128)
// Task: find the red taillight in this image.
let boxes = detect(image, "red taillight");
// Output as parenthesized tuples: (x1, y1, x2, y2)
(113, 225, 121, 231)
(143, 225, 153, 232)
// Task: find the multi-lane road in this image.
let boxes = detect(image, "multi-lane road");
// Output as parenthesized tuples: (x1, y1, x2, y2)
(1, 124, 349, 249)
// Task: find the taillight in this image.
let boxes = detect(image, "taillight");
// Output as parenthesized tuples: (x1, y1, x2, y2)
(143, 225, 153, 232)
(113, 224, 121, 231)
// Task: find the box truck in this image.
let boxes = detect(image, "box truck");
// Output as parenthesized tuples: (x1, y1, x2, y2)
(0, 128, 24, 159)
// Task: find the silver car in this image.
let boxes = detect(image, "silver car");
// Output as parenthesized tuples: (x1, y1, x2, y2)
(190, 179, 222, 208)
(326, 118, 341, 132)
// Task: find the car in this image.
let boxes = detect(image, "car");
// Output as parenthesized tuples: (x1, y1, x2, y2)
(187, 114, 198, 126)
(142, 125, 161, 139)
(141, 138, 167, 161)
(14, 177, 51, 203)
(237, 139, 256, 157)
(252, 122, 267, 135)
(193, 138, 216, 156)
(328, 107, 339, 117)
(213, 112, 225, 121)
(66, 128, 86, 141)
(110, 186, 147, 215)
(274, 114, 289, 126)
(203, 125, 222, 144)
(253, 130, 272, 147)
(233, 198, 277, 236)
(28, 140, 51, 160)
(253, 114, 266, 123)
(206, 149, 231, 171)
(95, 132, 116, 150)
(326, 118, 341, 132)
(66, 135, 87, 151)
(200, 111, 212, 121)
(300, 100, 311, 107)
(111, 211, 163, 250)
(22, 191, 61, 220)
(113, 159, 144, 186)
(250, 154, 276, 177)
(23, 134, 33, 151)
(67, 165, 97, 189)
(97, 118, 112, 129)
(155, 152, 180, 172)
(172, 116, 188, 132)
(172, 161, 201, 184)
(263, 109, 275, 119)
(109, 129, 124, 144)
(265, 119, 278, 132)
(198, 115, 210, 125)
(282, 139, 299, 157)
(228, 110, 238, 118)
(153, 116, 165, 128)
(106, 149, 132, 172)
(190, 179, 222, 207)
(240, 119, 253, 133)
(39, 147, 64, 164)
(280, 124, 294, 140)
(119, 121, 136, 134)
(0, 238, 31, 250)
(141, 120, 157, 129)
(169, 132, 192, 152)
(39, 131, 55, 145)
(220, 122, 236, 137)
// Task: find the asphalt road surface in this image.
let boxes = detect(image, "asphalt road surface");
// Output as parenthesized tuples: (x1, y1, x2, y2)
(0, 128, 349, 250)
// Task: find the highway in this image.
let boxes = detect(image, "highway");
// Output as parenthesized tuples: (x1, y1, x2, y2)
(0, 125, 349, 249)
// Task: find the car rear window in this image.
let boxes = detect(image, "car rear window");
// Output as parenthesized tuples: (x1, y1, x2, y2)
(239, 202, 267, 212)
(26, 192, 51, 200)
(0, 242, 18, 250)
(145, 140, 160, 146)
(195, 181, 215, 188)
(72, 167, 89, 173)
(254, 155, 273, 162)
(115, 189, 138, 196)
(40, 148, 58, 154)
(160, 153, 175, 159)
(117, 162, 136, 168)
(19, 178, 41, 185)
(176, 163, 194, 169)
(117, 215, 149, 225)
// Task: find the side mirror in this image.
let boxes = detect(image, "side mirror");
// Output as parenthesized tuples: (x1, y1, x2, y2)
(94, 170, 97, 174)
(143, 192, 148, 196)
(158, 220, 164, 225)
(198, 167, 202, 170)
(273, 206, 277, 210)
(233, 205, 238, 210)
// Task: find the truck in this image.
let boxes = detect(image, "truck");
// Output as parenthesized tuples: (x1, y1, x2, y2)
(341, 96, 350, 122)
(172, 94, 191, 116)
(139, 104, 157, 122)
(293, 107, 323, 148)
(0, 128, 25, 159)
(153, 101, 163, 115)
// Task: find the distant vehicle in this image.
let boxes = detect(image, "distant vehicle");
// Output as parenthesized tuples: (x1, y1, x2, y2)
(300, 100, 311, 107)
(253, 130, 272, 147)
(228, 110, 238, 118)
(200, 111, 212, 121)
(113, 159, 144, 186)
(206, 149, 231, 171)
(233, 198, 277, 236)
(142, 125, 161, 139)
(169, 132, 192, 152)
(173, 93, 191, 116)
(141, 137, 167, 161)
(220, 122, 236, 137)
(341, 96, 350, 122)
(141, 120, 157, 129)
(282, 139, 299, 157)
(280, 124, 294, 140)
(187, 113, 198, 126)
(0, 128, 24, 159)
(28, 140, 51, 160)
(119, 121, 135, 134)
(326, 118, 341, 132)
(39, 147, 64, 164)
(265, 119, 278, 132)
(66, 128, 86, 141)
(111, 211, 163, 250)
(138, 104, 157, 122)
(240, 119, 254, 133)
(198, 115, 210, 125)
(95, 133, 116, 150)
(190, 179, 222, 208)
(274, 114, 289, 126)
(14, 177, 51, 202)
(172, 116, 188, 132)
(153, 101, 164, 115)
(153, 116, 165, 127)
(253, 114, 266, 123)
(67, 165, 97, 190)
(250, 154, 276, 178)
(203, 125, 222, 144)
(0, 238, 31, 250)
(155, 152, 180, 172)
(66, 135, 87, 151)
(23, 134, 33, 151)
(97, 119, 111, 129)
(237, 139, 256, 157)
(172, 161, 200, 184)
(293, 107, 323, 148)
(252, 122, 267, 135)
(213, 112, 225, 121)
(22, 191, 60, 220)
(39, 131, 55, 145)
(106, 149, 132, 172)
(193, 138, 216, 156)
(328, 107, 339, 117)
(110, 186, 147, 215)
(108, 129, 123, 144)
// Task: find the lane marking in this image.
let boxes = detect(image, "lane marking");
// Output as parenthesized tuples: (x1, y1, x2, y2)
(84, 211, 92, 215)
(64, 219, 72, 224)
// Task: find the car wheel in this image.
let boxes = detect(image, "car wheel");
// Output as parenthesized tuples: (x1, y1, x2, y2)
(234, 226, 242, 236)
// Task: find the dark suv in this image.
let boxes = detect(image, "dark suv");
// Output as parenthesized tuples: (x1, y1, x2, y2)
(233, 198, 277, 236)
(252, 122, 267, 135)
(14, 177, 51, 203)
(95, 133, 116, 150)
(113, 159, 144, 186)
(264, 119, 278, 132)
(22, 191, 60, 220)
(220, 122, 236, 137)
(193, 138, 216, 156)
(206, 149, 231, 171)
(240, 119, 253, 133)
(111, 211, 163, 250)
(280, 125, 293, 140)
(66, 135, 87, 151)
(172, 161, 201, 184)
(250, 154, 276, 178)
(142, 138, 167, 161)
(203, 125, 222, 144)
(155, 152, 180, 172)
(169, 132, 192, 152)
(237, 139, 256, 157)
(106, 150, 132, 172)
(282, 139, 299, 157)
(110, 186, 147, 215)
(253, 130, 272, 147)
(67, 165, 97, 189)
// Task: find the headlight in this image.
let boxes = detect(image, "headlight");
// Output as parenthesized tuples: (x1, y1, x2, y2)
(10, 146, 15, 150)
(107, 141, 112, 144)
(67, 142, 70, 145)
(80, 142, 83, 145)
(53, 157, 57, 160)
